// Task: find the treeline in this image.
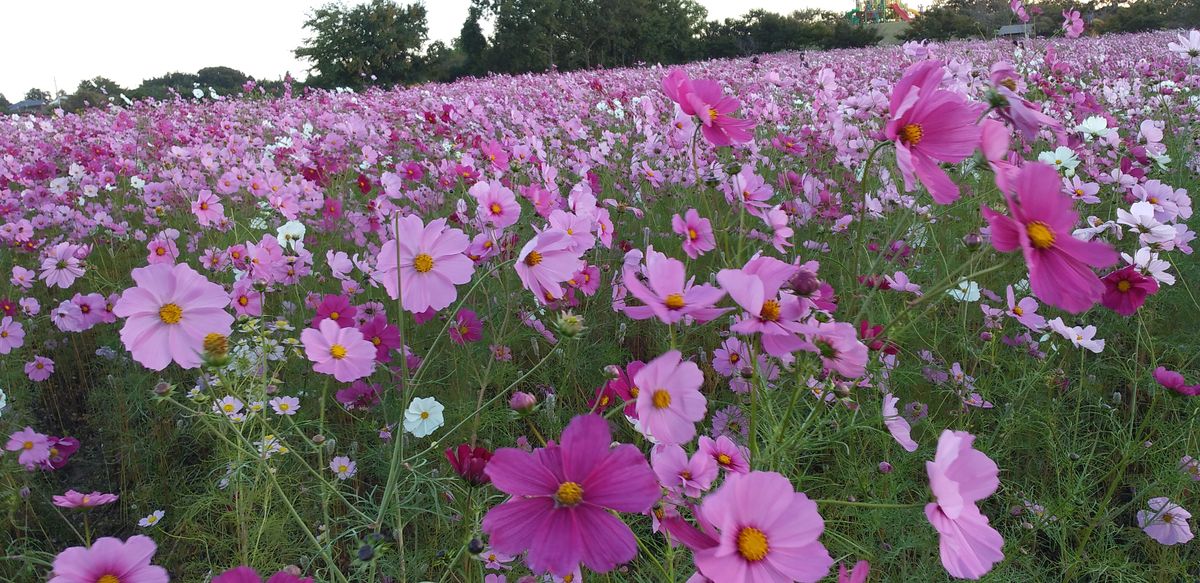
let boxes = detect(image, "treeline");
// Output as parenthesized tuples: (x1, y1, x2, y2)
(903, 0, 1198, 41)
(296, 0, 881, 87)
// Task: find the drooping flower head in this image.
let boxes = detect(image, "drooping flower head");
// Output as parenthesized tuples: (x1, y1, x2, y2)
(885, 60, 983, 204)
(481, 415, 659, 576)
(661, 68, 755, 146)
(982, 163, 1118, 313)
(924, 430, 1004, 580)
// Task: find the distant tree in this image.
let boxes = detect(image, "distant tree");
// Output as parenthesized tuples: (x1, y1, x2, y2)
(0, 94, 9, 110)
(295, 0, 429, 88)
(824, 20, 883, 49)
(24, 88, 50, 102)
(134, 72, 201, 100)
(63, 77, 124, 111)
(421, 41, 466, 83)
(196, 66, 250, 95)
(457, 4, 489, 76)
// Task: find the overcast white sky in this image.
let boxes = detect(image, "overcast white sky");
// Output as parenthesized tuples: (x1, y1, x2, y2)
(0, 0, 862, 101)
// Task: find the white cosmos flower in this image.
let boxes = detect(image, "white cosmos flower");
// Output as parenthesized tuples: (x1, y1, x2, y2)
(138, 510, 165, 528)
(1038, 146, 1080, 176)
(404, 397, 445, 438)
(1074, 116, 1111, 139)
(276, 220, 307, 250)
(1123, 247, 1175, 286)
(947, 280, 981, 302)
(192, 88, 204, 99)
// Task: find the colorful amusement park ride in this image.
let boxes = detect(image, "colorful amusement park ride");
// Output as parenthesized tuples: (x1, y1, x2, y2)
(846, 0, 920, 23)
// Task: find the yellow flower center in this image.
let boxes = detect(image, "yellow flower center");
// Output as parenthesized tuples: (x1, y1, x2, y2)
(524, 250, 543, 267)
(155, 247, 166, 256)
(204, 333, 228, 357)
(652, 389, 672, 409)
(413, 253, 435, 273)
(338, 464, 348, 473)
(737, 526, 770, 562)
(458, 325, 470, 335)
(665, 293, 686, 310)
(490, 203, 502, 215)
(1000, 78, 1017, 91)
(729, 353, 740, 363)
(1117, 280, 1132, 292)
(759, 299, 781, 322)
(555, 481, 584, 506)
(159, 303, 183, 324)
(1026, 221, 1055, 249)
(279, 403, 290, 410)
(629, 386, 640, 398)
(22, 441, 33, 450)
(420, 411, 430, 419)
(200, 202, 209, 210)
(329, 311, 340, 321)
(238, 296, 249, 306)
(688, 228, 698, 240)
(707, 108, 719, 121)
(371, 336, 382, 346)
(1013, 306, 1024, 316)
(222, 404, 234, 412)
(898, 123, 923, 146)
(330, 344, 347, 359)
(718, 453, 732, 466)
(98, 574, 120, 583)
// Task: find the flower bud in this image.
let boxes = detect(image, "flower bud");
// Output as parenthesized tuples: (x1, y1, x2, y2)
(509, 391, 537, 412)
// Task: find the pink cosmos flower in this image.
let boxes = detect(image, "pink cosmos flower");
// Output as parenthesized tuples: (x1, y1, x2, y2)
(988, 63, 1064, 143)
(49, 535, 168, 583)
(726, 166, 773, 212)
(449, 309, 483, 345)
(471, 180, 521, 229)
(0, 315, 25, 354)
(622, 248, 727, 324)
(213, 566, 313, 583)
(672, 209, 715, 259)
(886, 60, 982, 204)
(40, 242, 86, 289)
(1005, 285, 1046, 330)
(1100, 265, 1158, 317)
(481, 414, 659, 577)
(982, 163, 1118, 313)
(6, 426, 50, 468)
(25, 355, 54, 381)
(925, 430, 1004, 580)
(229, 279, 262, 317)
(53, 490, 119, 508)
(698, 435, 750, 474)
(801, 321, 869, 379)
(838, 561, 870, 583)
(192, 190, 225, 227)
(515, 229, 585, 304)
(661, 68, 755, 146)
(113, 263, 234, 370)
(1061, 10, 1084, 38)
(883, 394, 918, 452)
(42, 436, 81, 470)
(634, 350, 707, 445)
(1137, 497, 1193, 545)
(374, 215, 474, 314)
(712, 337, 750, 377)
(652, 444, 717, 498)
(301, 319, 377, 382)
(312, 294, 356, 328)
(717, 257, 810, 361)
(1153, 366, 1200, 396)
(676, 471, 834, 582)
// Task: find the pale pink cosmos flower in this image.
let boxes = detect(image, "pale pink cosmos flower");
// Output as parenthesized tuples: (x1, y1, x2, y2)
(191, 189, 225, 227)
(883, 394, 918, 452)
(1168, 30, 1200, 65)
(1047, 317, 1105, 353)
(515, 229, 585, 304)
(712, 337, 750, 377)
(113, 263, 234, 371)
(49, 535, 168, 583)
(634, 350, 706, 445)
(884, 271, 923, 295)
(374, 215, 474, 314)
(269, 396, 300, 416)
(1137, 497, 1193, 545)
(471, 180, 521, 229)
(726, 166, 773, 213)
(801, 321, 870, 379)
(717, 256, 810, 361)
(652, 444, 717, 498)
(11, 265, 35, 289)
(330, 455, 357, 480)
(671, 208, 715, 259)
(924, 430, 1004, 580)
(622, 248, 727, 324)
(53, 490, 119, 508)
(25, 355, 55, 381)
(547, 210, 596, 252)
(6, 426, 50, 468)
(0, 316, 25, 354)
(301, 319, 376, 382)
(39, 242, 86, 289)
(1005, 285, 1046, 330)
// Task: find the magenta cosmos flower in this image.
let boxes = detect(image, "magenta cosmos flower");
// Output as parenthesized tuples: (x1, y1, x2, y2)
(449, 309, 482, 344)
(50, 535, 168, 583)
(214, 566, 313, 583)
(1137, 497, 1193, 545)
(301, 319, 376, 382)
(374, 215, 474, 314)
(1153, 366, 1200, 396)
(982, 163, 1118, 313)
(622, 248, 728, 324)
(676, 471, 834, 582)
(661, 68, 755, 146)
(515, 229, 585, 304)
(1100, 265, 1158, 317)
(672, 209, 716, 259)
(925, 430, 1004, 580)
(634, 350, 707, 445)
(112, 263, 234, 370)
(885, 60, 982, 204)
(481, 414, 659, 577)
